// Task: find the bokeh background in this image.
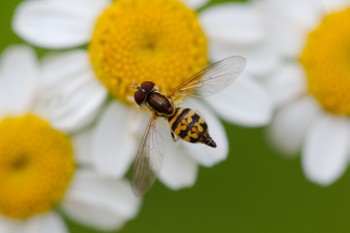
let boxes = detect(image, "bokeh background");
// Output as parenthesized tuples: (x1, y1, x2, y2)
(2, 0, 350, 232)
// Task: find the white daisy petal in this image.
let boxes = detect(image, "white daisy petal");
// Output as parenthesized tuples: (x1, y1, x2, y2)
(269, 21, 305, 57)
(62, 169, 140, 231)
(302, 115, 350, 186)
(240, 45, 280, 79)
(262, 1, 308, 58)
(13, 0, 110, 49)
(92, 102, 138, 178)
(266, 62, 306, 106)
(158, 129, 198, 189)
(200, 2, 264, 46)
(0, 219, 9, 232)
(181, 0, 209, 9)
(0, 45, 39, 116)
(25, 212, 67, 233)
(35, 50, 107, 132)
(321, 0, 350, 12)
(206, 74, 273, 126)
(208, 41, 279, 78)
(264, 0, 323, 33)
(73, 128, 94, 165)
(0, 217, 21, 233)
(182, 99, 228, 166)
(268, 96, 320, 156)
(0, 213, 67, 233)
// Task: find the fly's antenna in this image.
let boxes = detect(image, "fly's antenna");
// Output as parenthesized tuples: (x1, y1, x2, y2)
(130, 81, 140, 90)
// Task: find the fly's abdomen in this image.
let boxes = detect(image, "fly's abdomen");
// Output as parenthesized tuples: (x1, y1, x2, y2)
(167, 108, 216, 148)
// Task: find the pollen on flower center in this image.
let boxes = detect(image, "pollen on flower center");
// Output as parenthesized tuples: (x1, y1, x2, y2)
(89, 0, 207, 103)
(0, 115, 75, 219)
(300, 8, 350, 116)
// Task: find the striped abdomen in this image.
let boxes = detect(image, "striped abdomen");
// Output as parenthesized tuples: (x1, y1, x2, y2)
(167, 108, 216, 148)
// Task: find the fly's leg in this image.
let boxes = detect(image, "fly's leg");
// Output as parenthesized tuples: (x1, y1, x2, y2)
(171, 131, 178, 142)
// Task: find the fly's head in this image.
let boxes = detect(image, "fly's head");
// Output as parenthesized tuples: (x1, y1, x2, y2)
(133, 81, 158, 107)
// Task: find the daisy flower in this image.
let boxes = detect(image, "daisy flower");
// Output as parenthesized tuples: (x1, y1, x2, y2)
(253, 0, 350, 185)
(0, 45, 140, 232)
(13, 0, 273, 190)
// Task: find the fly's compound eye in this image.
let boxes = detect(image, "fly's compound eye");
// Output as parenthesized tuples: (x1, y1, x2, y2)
(134, 90, 147, 106)
(140, 81, 157, 93)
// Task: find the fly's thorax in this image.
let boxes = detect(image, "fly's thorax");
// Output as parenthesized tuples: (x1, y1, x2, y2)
(168, 107, 215, 147)
(146, 91, 175, 117)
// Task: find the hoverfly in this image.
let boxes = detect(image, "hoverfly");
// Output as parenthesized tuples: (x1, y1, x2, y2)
(132, 56, 246, 196)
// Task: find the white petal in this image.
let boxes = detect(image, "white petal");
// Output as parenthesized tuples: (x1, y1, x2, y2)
(239, 45, 280, 79)
(182, 99, 229, 166)
(266, 62, 306, 106)
(208, 41, 280, 78)
(206, 74, 273, 126)
(13, 0, 110, 49)
(0, 218, 10, 233)
(35, 50, 107, 132)
(158, 127, 198, 189)
(159, 150, 198, 190)
(0, 45, 39, 116)
(267, 96, 320, 156)
(0, 212, 67, 233)
(268, 20, 305, 57)
(200, 2, 264, 46)
(262, 0, 314, 58)
(0, 217, 21, 233)
(181, 0, 209, 9)
(24, 212, 67, 233)
(62, 169, 141, 231)
(321, 0, 350, 12)
(209, 41, 280, 77)
(92, 102, 138, 178)
(264, 0, 323, 33)
(73, 127, 94, 165)
(302, 115, 350, 185)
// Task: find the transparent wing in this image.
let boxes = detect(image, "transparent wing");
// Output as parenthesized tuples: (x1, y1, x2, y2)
(167, 56, 246, 101)
(131, 114, 164, 196)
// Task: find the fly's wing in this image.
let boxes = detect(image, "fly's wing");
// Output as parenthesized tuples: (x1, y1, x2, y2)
(131, 113, 164, 196)
(167, 56, 246, 102)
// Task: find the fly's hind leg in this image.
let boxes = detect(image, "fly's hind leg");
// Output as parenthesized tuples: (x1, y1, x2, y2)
(170, 131, 178, 142)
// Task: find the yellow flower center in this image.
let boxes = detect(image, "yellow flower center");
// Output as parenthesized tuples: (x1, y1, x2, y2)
(300, 8, 350, 116)
(0, 115, 75, 219)
(89, 0, 207, 103)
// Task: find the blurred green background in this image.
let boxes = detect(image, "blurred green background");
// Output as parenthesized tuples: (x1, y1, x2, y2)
(2, 0, 350, 232)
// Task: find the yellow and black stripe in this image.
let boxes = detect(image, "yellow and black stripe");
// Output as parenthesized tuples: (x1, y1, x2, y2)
(167, 108, 216, 147)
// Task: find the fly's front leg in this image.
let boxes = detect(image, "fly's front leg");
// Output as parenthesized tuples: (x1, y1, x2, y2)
(170, 131, 178, 142)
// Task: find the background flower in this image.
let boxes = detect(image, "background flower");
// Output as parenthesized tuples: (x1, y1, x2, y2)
(251, 0, 350, 186)
(0, 45, 140, 232)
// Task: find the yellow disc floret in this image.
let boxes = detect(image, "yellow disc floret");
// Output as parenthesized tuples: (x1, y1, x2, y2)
(89, 0, 207, 103)
(0, 115, 75, 219)
(300, 8, 350, 116)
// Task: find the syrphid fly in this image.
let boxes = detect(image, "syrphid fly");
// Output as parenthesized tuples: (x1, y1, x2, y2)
(132, 56, 246, 196)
